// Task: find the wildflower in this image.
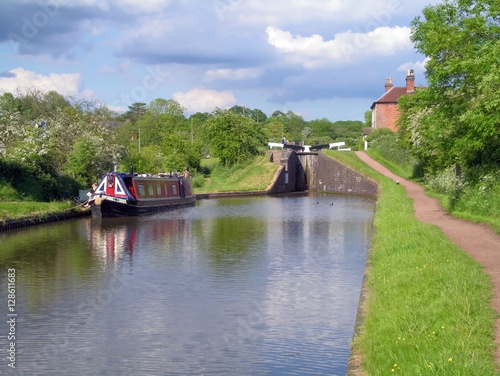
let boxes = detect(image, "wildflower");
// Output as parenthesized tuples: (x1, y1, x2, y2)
(448, 357, 453, 362)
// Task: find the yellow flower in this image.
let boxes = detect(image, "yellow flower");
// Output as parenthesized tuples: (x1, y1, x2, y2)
(448, 357, 453, 362)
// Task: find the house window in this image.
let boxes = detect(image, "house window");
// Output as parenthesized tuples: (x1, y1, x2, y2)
(138, 184, 145, 196)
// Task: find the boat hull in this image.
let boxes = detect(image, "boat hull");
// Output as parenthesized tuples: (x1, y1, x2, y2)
(90, 195, 196, 218)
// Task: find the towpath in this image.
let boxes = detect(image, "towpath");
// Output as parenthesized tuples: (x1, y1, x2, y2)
(355, 151, 500, 362)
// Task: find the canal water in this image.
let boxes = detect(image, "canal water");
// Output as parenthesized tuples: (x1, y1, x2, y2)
(0, 193, 375, 376)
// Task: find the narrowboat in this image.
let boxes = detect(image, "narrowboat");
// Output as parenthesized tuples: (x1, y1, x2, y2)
(88, 170, 195, 218)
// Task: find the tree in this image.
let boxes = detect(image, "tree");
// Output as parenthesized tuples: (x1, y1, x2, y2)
(308, 118, 334, 140)
(0, 89, 123, 196)
(201, 109, 266, 166)
(401, 0, 500, 170)
(66, 137, 106, 186)
(266, 110, 305, 141)
(119, 98, 201, 173)
(364, 110, 372, 128)
(264, 121, 285, 141)
(229, 105, 267, 124)
(302, 127, 312, 140)
(126, 102, 147, 122)
(148, 98, 185, 117)
(43, 91, 71, 113)
(133, 98, 188, 149)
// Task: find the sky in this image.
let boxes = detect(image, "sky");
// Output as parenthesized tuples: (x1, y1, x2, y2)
(0, 0, 439, 122)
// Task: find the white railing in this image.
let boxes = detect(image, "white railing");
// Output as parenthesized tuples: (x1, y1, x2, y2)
(268, 142, 284, 149)
(268, 141, 350, 151)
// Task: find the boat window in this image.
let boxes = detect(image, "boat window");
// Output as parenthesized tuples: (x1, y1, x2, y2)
(156, 183, 162, 196)
(148, 184, 154, 196)
(95, 179, 106, 193)
(115, 180, 125, 195)
(172, 184, 177, 195)
(138, 184, 145, 196)
(164, 184, 168, 196)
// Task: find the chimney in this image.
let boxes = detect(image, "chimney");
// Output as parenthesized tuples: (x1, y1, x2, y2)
(406, 69, 415, 93)
(385, 77, 393, 92)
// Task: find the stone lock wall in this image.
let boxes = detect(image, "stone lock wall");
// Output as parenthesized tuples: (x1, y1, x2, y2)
(268, 150, 307, 194)
(268, 150, 377, 196)
(313, 152, 378, 195)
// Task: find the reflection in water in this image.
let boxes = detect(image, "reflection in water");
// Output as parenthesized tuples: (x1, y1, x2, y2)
(0, 194, 375, 375)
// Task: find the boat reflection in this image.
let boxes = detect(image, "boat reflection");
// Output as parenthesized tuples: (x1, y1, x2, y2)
(89, 215, 191, 266)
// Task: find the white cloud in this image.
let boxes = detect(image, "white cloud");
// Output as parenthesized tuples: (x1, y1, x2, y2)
(226, 0, 440, 26)
(203, 68, 265, 82)
(112, 0, 173, 14)
(14, 0, 174, 14)
(0, 67, 93, 98)
(106, 103, 127, 113)
(398, 57, 430, 74)
(122, 19, 176, 41)
(173, 88, 237, 113)
(41, 0, 111, 11)
(230, 0, 344, 25)
(97, 61, 130, 75)
(266, 25, 412, 68)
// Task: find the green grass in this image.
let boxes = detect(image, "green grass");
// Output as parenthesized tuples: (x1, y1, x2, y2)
(0, 201, 76, 221)
(195, 154, 278, 193)
(325, 151, 498, 375)
(200, 157, 220, 168)
(367, 148, 416, 180)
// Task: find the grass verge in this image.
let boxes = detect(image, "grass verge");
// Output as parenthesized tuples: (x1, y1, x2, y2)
(366, 148, 416, 180)
(325, 151, 498, 375)
(195, 154, 278, 193)
(0, 201, 76, 222)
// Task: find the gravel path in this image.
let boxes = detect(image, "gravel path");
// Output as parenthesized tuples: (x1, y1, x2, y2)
(355, 151, 500, 362)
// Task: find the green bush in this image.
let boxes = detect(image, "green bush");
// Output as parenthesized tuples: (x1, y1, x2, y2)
(425, 165, 461, 195)
(191, 173, 206, 188)
(0, 158, 82, 201)
(367, 129, 421, 179)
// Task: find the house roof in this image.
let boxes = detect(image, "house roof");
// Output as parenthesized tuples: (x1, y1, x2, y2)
(362, 127, 373, 136)
(370, 87, 408, 109)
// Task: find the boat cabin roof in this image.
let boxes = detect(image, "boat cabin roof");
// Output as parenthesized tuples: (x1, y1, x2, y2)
(104, 172, 183, 180)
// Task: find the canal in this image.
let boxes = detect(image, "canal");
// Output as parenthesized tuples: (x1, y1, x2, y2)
(0, 193, 375, 375)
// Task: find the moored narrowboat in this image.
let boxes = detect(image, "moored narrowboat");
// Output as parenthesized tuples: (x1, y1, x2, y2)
(88, 170, 195, 218)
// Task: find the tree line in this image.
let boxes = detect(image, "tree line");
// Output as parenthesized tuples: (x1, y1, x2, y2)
(397, 0, 500, 175)
(0, 90, 364, 200)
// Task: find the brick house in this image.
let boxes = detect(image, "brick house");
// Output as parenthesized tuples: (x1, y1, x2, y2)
(370, 70, 416, 131)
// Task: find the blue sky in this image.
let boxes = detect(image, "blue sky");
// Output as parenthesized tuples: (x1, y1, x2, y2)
(0, 0, 438, 121)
